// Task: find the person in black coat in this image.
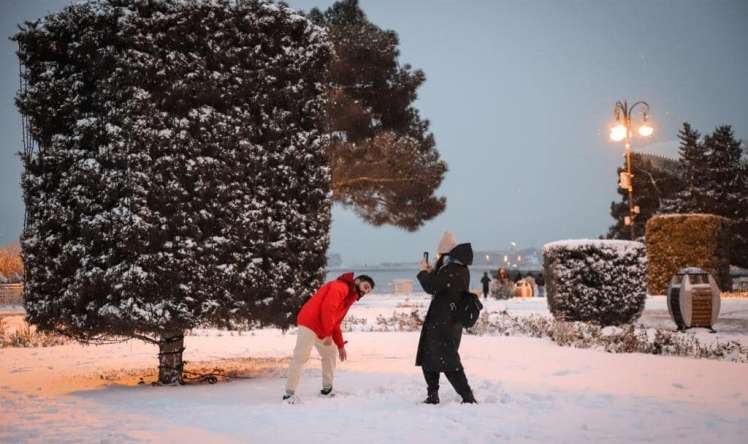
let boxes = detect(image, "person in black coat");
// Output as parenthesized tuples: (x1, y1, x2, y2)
(480, 272, 491, 299)
(416, 242, 477, 404)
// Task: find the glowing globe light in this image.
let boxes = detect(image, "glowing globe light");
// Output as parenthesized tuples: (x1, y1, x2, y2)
(638, 123, 654, 137)
(610, 124, 627, 142)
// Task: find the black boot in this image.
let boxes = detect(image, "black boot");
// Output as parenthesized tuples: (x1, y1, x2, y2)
(422, 369, 440, 404)
(460, 393, 478, 404)
(424, 389, 440, 405)
(445, 370, 478, 404)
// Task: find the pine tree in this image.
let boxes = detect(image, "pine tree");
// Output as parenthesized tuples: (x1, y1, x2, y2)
(661, 123, 747, 267)
(309, 0, 447, 231)
(702, 126, 748, 267)
(15, 0, 331, 384)
(737, 156, 748, 267)
(700, 126, 744, 215)
(662, 123, 705, 213)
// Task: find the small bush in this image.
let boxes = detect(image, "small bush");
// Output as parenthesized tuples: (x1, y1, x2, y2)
(646, 214, 732, 295)
(0, 319, 68, 348)
(543, 240, 647, 325)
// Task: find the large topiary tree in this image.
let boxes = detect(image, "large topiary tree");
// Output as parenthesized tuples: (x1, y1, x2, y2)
(15, 0, 331, 384)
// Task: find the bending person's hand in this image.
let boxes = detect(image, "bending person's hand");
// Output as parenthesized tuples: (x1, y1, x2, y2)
(338, 347, 347, 362)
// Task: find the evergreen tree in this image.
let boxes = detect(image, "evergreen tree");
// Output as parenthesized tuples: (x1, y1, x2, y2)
(700, 126, 745, 216)
(15, 0, 331, 384)
(662, 123, 705, 212)
(309, 0, 447, 231)
(661, 124, 747, 267)
(737, 156, 748, 267)
(607, 154, 682, 240)
(702, 126, 748, 267)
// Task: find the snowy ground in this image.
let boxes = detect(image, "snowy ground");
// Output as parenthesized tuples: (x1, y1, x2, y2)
(2, 295, 748, 443)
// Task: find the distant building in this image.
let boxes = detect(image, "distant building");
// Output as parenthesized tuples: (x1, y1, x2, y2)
(474, 249, 541, 270)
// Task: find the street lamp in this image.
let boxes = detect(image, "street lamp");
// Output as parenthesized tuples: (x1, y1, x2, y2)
(609, 99, 653, 240)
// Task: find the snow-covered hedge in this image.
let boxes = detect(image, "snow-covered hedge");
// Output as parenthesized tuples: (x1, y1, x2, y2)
(645, 214, 732, 295)
(543, 240, 647, 325)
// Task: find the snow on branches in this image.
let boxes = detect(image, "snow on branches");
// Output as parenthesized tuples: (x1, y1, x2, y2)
(15, 0, 332, 344)
(544, 240, 647, 326)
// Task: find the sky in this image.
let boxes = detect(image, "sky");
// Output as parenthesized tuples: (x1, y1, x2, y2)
(0, 0, 746, 266)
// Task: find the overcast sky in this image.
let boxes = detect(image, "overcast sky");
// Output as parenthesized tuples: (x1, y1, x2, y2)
(1, 0, 746, 265)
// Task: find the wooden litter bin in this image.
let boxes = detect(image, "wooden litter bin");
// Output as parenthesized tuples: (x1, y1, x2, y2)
(667, 267, 721, 331)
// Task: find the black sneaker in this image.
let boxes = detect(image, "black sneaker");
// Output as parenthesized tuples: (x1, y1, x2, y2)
(320, 386, 334, 397)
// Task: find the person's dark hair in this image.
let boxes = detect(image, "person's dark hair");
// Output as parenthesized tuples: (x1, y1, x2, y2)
(357, 274, 375, 289)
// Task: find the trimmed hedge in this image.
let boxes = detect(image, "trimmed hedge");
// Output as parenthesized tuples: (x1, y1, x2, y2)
(645, 214, 732, 295)
(544, 240, 647, 325)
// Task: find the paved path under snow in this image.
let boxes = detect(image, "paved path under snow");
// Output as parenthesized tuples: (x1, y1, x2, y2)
(2, 327, 747, 443)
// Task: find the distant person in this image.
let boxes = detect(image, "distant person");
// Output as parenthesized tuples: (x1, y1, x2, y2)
(480, 272, 491, 299)
(494, 267, 513, 299)
(283, 273, 375, 403)
(535, 272, 545, 298)
(416, 232, 477, 405)
(522, 274, 536, 297)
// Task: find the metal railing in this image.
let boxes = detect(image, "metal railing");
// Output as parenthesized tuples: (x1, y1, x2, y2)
(0, 284, 24, 305)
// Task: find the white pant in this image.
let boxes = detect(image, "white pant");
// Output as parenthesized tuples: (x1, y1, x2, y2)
(285, 326, 337, 394)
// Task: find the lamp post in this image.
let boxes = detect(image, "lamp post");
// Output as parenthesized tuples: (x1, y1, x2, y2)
(609, 100, 653, 240)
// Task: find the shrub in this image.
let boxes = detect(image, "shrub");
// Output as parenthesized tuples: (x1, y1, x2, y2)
(341, 309, 748, 362)
(543, 239, 647, 325)
(646, 214, 732, 295)
(0, 319, 68, 348)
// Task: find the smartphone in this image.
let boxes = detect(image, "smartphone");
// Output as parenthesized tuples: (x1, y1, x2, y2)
(423, 251, 429, 263)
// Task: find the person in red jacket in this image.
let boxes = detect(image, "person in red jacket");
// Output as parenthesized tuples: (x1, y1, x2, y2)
(283, 273, 375, 403)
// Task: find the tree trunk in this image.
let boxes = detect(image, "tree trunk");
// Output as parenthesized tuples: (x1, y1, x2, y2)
(157, 331, 184, 385)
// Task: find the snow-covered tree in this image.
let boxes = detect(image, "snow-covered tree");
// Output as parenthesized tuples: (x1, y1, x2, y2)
(308, 0, 447, 231)
(661, 123, 705, 213)
(662, 124, 747, 267)
(15, 0, 331, 384)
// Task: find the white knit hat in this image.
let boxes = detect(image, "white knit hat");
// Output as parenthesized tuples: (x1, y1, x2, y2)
(436, 231, 457, 255)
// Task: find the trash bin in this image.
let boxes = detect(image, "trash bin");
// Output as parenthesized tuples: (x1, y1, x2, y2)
(667, 267, 721, 331)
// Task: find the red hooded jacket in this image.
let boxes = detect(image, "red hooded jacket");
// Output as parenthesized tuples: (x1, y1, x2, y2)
(297, 273, 358, 349)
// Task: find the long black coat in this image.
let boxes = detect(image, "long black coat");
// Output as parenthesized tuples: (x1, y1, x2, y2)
(415, 243, 473, 372)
